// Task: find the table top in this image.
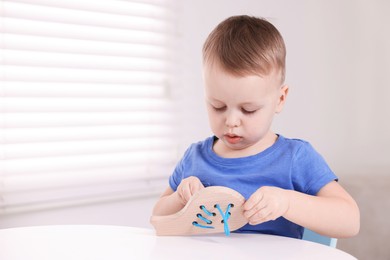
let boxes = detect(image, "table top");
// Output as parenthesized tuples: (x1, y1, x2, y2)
(0, 225, 356, 260)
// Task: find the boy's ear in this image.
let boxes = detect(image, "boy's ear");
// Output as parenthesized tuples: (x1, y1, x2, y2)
(275, 85, 289, 113)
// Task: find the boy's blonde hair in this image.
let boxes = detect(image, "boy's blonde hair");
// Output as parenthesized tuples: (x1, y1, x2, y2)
(203, 15, 286, 83)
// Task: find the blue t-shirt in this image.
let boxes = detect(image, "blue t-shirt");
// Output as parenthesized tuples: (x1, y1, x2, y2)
(169, 135, 337, 239)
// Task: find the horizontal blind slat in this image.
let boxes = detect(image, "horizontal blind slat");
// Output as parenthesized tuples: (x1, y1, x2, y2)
(0, 34, 170, 58)
(3, 165, 171, 190)
(0, 17, 172, 45)
(0, 151, 177, 175)
(1, 82, 167, 98)
(0, 112, 175, 128)
(0, 65, 169, 84)
(0, 97, 173, 112)
(0, 125, 176, 144)
(7, 0, 174, 19)
(1, 165, 171, 193)
(1, 2, 173, 32)
(1, 138, 177, 159)
(1, 49, 171, 72)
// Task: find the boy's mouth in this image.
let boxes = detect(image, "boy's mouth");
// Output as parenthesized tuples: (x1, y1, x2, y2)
(224, 134, 242, 144)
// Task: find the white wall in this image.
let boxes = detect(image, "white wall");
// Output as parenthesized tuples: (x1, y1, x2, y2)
(176, 0, 390, 176)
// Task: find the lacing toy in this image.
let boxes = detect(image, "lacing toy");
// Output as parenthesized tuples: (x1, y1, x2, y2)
(150, 186, 248, 236)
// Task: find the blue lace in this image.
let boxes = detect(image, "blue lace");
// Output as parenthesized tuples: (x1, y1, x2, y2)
(192, 204, 233, 236)
(215, 203, 232, 236)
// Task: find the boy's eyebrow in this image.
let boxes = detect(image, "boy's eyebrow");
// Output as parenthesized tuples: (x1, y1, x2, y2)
(208, 100, 263, 108)
(206, 97, 263, 107)
(239, 102, 263, 108)
(240, 102, 259, 106)
(207, 98, 224, 103)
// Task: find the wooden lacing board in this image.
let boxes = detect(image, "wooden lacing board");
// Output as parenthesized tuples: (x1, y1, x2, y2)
(150, 186, 248, 236)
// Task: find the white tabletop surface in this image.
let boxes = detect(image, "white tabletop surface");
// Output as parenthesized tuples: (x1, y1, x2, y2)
(0, 225, 356, 260)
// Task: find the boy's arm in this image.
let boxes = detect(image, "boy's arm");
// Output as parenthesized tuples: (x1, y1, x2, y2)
(244, 181, 360, 238)
(284, 181, 360, 238)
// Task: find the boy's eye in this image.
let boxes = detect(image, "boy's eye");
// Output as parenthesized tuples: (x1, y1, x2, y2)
(213, 106, 226, 112)
(241, 108, 257, 114)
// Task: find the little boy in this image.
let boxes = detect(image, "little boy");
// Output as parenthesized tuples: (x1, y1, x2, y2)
(152, 15, 359, 239)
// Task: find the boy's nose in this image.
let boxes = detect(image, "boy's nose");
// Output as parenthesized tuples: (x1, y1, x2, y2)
(225, 112, 241, 128)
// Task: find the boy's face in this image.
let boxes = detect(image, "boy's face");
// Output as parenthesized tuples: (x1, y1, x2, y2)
(203, 64, 288, 155)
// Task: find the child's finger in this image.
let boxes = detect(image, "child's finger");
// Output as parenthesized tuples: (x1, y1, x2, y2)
(244, 201, 267, 220)
(248, 208, 272, 225)
(243, 190, 264, 211)
(183, 185, 192, 202)
(189, 182, 200, 195)
(178, 185, 190, 204)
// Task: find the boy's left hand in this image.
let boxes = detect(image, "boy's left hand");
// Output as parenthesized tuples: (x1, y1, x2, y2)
(243, 186, 290, 225)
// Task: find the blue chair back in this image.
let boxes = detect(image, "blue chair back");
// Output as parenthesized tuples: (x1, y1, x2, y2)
(302, 228, 337, 248)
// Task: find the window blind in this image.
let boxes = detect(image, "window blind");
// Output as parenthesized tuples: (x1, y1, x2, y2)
(0, 0, 178, 214)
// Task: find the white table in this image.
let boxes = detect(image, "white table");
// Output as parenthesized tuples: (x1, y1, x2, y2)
(0, 225, 356, 260)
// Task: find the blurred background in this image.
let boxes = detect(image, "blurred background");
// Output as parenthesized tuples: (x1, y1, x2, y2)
(1, 0, 389, 259)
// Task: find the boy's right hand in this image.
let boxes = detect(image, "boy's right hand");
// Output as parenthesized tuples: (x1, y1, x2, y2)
(176, 176, 204, 206)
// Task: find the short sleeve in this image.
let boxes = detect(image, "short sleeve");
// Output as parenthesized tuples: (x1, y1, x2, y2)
(291, 141, 338, 195)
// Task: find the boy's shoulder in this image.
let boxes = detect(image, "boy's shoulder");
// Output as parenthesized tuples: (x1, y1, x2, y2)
(186, 136, 214, 150)
(280, 135, 310, 146)
(279, 135, 326, 163)
(181, 136, 214, 158)
(276, 135, 317, 155)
